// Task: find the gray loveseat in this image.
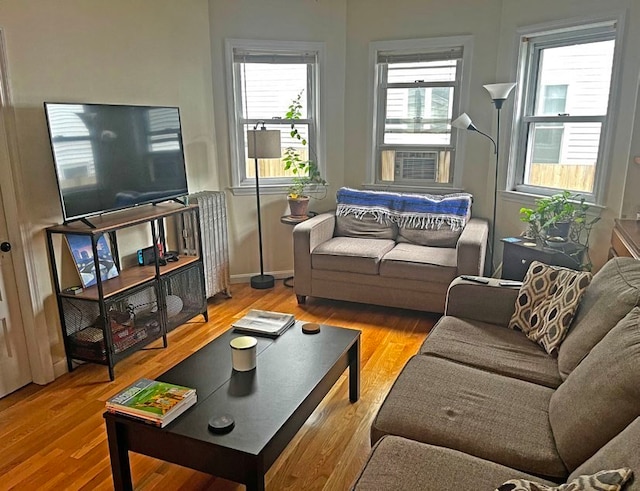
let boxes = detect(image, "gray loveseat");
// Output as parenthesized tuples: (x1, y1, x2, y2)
(353, 257, 640, 490)
(292, 192, 488, 313)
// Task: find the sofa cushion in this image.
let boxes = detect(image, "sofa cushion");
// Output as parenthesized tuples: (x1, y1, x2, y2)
(420, 316, 562, 388)
(379, 243, 458, 284)
(497, 468, 633, 491)
(397, 225, 463, 248)
(335, 214, 398, 240)
(352, 436, 559, 491)
(509, 261, 592, 355)
(372, 355, 566, 478)
(569, 418, 640, 490)
(311, 237, 396, 275)
(549, 307, 640, 472)
(558, 257, 640, 380)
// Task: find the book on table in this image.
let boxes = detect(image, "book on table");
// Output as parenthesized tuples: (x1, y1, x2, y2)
(106, 378, 196, 427)
(232, 309, 295, 337)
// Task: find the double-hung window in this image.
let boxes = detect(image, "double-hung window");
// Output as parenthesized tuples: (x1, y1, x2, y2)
(510, 21, 618, 201)
(225, 39, 323, 192)
(370, 36, 472, 188)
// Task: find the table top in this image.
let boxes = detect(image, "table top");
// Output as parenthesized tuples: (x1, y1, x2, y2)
(280, 211, 318, 225)
(146, 322, 359, 457)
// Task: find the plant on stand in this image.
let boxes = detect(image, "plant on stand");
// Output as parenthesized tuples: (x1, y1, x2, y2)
(519, 191, 600, 271)
(283, 91, 326, 217)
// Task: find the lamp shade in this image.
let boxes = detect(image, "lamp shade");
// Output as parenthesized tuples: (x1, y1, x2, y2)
(483, 83, 516, 101)
(452, 113, 475, 131)
(247, 129, 281, 159)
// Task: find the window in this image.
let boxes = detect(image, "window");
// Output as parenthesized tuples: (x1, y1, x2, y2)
(510, 21, 618, 200)
(225, 39, 323, 192)
(369, 36, 472, 188)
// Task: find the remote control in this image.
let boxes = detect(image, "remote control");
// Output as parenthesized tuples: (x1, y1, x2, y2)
(460, 275, 490, 284)
(499, 281, 523, 287)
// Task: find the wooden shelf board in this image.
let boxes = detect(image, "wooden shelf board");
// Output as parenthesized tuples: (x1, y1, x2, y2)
(46, 203, 198, 235)
(63, 256, 200, 301)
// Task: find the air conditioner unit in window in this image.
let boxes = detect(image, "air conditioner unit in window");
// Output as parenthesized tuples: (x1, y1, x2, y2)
(394, 151, 438, 181)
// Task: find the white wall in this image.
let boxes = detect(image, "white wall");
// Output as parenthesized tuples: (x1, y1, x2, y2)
(0, 0, 217, 374)
(208, 0, 347, 279)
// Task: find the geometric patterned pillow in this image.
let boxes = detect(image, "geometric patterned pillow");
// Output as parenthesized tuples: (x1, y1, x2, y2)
(495, 467, 633, 491)
(508, 261, 592, 355)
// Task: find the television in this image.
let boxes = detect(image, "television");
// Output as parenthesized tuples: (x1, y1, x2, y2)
(44, 102, 189, 222)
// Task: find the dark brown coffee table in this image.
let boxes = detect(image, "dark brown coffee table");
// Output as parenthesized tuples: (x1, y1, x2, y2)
(104, 322, 360, 490)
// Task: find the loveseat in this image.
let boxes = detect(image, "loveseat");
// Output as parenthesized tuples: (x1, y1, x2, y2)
(352, 257, 640, 490)
(293, 188, 488, 313)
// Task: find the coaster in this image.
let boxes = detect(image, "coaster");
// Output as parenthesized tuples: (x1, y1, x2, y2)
(208, 414, 235, 434)
(302, 322, 321, 334)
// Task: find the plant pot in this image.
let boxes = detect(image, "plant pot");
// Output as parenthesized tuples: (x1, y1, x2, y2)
(546, 221, 571, 240)
(288, 196, 310, 217)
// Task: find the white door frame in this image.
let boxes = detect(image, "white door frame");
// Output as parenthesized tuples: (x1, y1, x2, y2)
(0, 29, 54, 385)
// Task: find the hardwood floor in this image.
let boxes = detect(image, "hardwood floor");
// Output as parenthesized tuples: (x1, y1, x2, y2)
(0, 282, 438, 490)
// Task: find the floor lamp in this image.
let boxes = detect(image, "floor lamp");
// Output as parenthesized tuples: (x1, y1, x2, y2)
(247, 122, 281, 289)
(452, 82, 515, 275)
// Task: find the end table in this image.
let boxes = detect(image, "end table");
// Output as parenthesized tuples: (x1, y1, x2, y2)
(501, 237, 584, 281)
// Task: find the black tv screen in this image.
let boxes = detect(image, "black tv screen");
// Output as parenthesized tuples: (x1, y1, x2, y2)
(44, 102, 189, 221)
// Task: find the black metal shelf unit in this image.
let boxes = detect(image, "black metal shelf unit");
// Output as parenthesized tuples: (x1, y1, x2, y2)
(46, 203, 208, 380)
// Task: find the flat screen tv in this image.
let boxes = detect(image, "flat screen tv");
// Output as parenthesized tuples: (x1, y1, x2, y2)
(44, 102, 189, 222)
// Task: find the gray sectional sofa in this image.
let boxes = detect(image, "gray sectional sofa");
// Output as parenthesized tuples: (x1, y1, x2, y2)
(353, 257, 640, 490)
(293, 211, 488, 313)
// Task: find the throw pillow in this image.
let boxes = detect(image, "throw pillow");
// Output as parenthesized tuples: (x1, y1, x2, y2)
(508, 261, 592, 355)
(496, 467, 633, 491)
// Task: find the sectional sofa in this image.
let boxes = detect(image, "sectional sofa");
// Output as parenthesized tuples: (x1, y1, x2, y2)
(352, 257, 640, 490)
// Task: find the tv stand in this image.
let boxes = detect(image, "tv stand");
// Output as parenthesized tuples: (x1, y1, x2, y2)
(46, 203, 208, 380)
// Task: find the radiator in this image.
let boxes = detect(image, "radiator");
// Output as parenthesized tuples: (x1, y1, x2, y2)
(179, 191, 231, 299)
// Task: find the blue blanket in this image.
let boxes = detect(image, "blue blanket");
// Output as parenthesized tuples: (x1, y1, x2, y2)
(336, 188, 472, 231)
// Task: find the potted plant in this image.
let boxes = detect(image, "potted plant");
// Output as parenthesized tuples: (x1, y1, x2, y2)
(519, 191, 600, 270)
(283, 91, 326, 217)
(519, 191, 576, 241)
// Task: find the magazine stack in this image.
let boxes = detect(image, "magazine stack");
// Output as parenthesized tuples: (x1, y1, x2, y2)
(106, 378, 196, 427)
(232, 310, 295, 337)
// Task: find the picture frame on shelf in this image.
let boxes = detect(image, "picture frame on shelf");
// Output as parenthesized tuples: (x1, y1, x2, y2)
(65, 233, 119, 288)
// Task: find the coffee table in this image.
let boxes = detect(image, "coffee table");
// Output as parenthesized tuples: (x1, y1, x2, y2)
(104, 322, 360, 490)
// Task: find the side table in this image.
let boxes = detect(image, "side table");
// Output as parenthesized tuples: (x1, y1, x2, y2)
(280, 211, 317, 287)
(501, 237, 584, 281)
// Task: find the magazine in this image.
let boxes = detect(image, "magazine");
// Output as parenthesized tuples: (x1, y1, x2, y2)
(65, 233, 119, 288)
(232, 310, 295, 337)
(106, 378, 196, 427)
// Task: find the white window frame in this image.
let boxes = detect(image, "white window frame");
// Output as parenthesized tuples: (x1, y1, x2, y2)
(366, 35, 473, 192)
(224, 38, 325, 195)
(507, 17, 624, 204)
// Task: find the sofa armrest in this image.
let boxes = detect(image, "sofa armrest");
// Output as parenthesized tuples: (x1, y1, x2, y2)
(293, 212, 336, 295)
(444, 277, 520, 327)
(456, 218, 489, 276)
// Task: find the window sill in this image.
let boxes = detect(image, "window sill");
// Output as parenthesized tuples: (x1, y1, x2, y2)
(501, 190, 606, 213)
(229, 184, 290, 197)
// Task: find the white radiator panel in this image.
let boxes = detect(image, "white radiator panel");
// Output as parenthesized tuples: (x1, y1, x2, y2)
(180, 191, 231, 299)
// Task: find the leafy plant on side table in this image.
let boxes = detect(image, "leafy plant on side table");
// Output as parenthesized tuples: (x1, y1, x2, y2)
(282, 91, 327, 217)
(519, 190, 600, 271)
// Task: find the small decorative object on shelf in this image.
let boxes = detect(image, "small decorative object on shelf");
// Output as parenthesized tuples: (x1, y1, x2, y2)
(106, 378, 196, 428)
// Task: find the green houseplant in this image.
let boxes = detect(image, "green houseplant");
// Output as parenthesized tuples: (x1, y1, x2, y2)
(283, 91, 326, 216)
(519, 191, 600, 270)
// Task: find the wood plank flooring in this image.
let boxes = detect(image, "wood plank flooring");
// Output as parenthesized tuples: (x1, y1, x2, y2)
(0, 282, 438, 490)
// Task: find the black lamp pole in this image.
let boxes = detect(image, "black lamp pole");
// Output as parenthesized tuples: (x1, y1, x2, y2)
(248, 122, 280, 290)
